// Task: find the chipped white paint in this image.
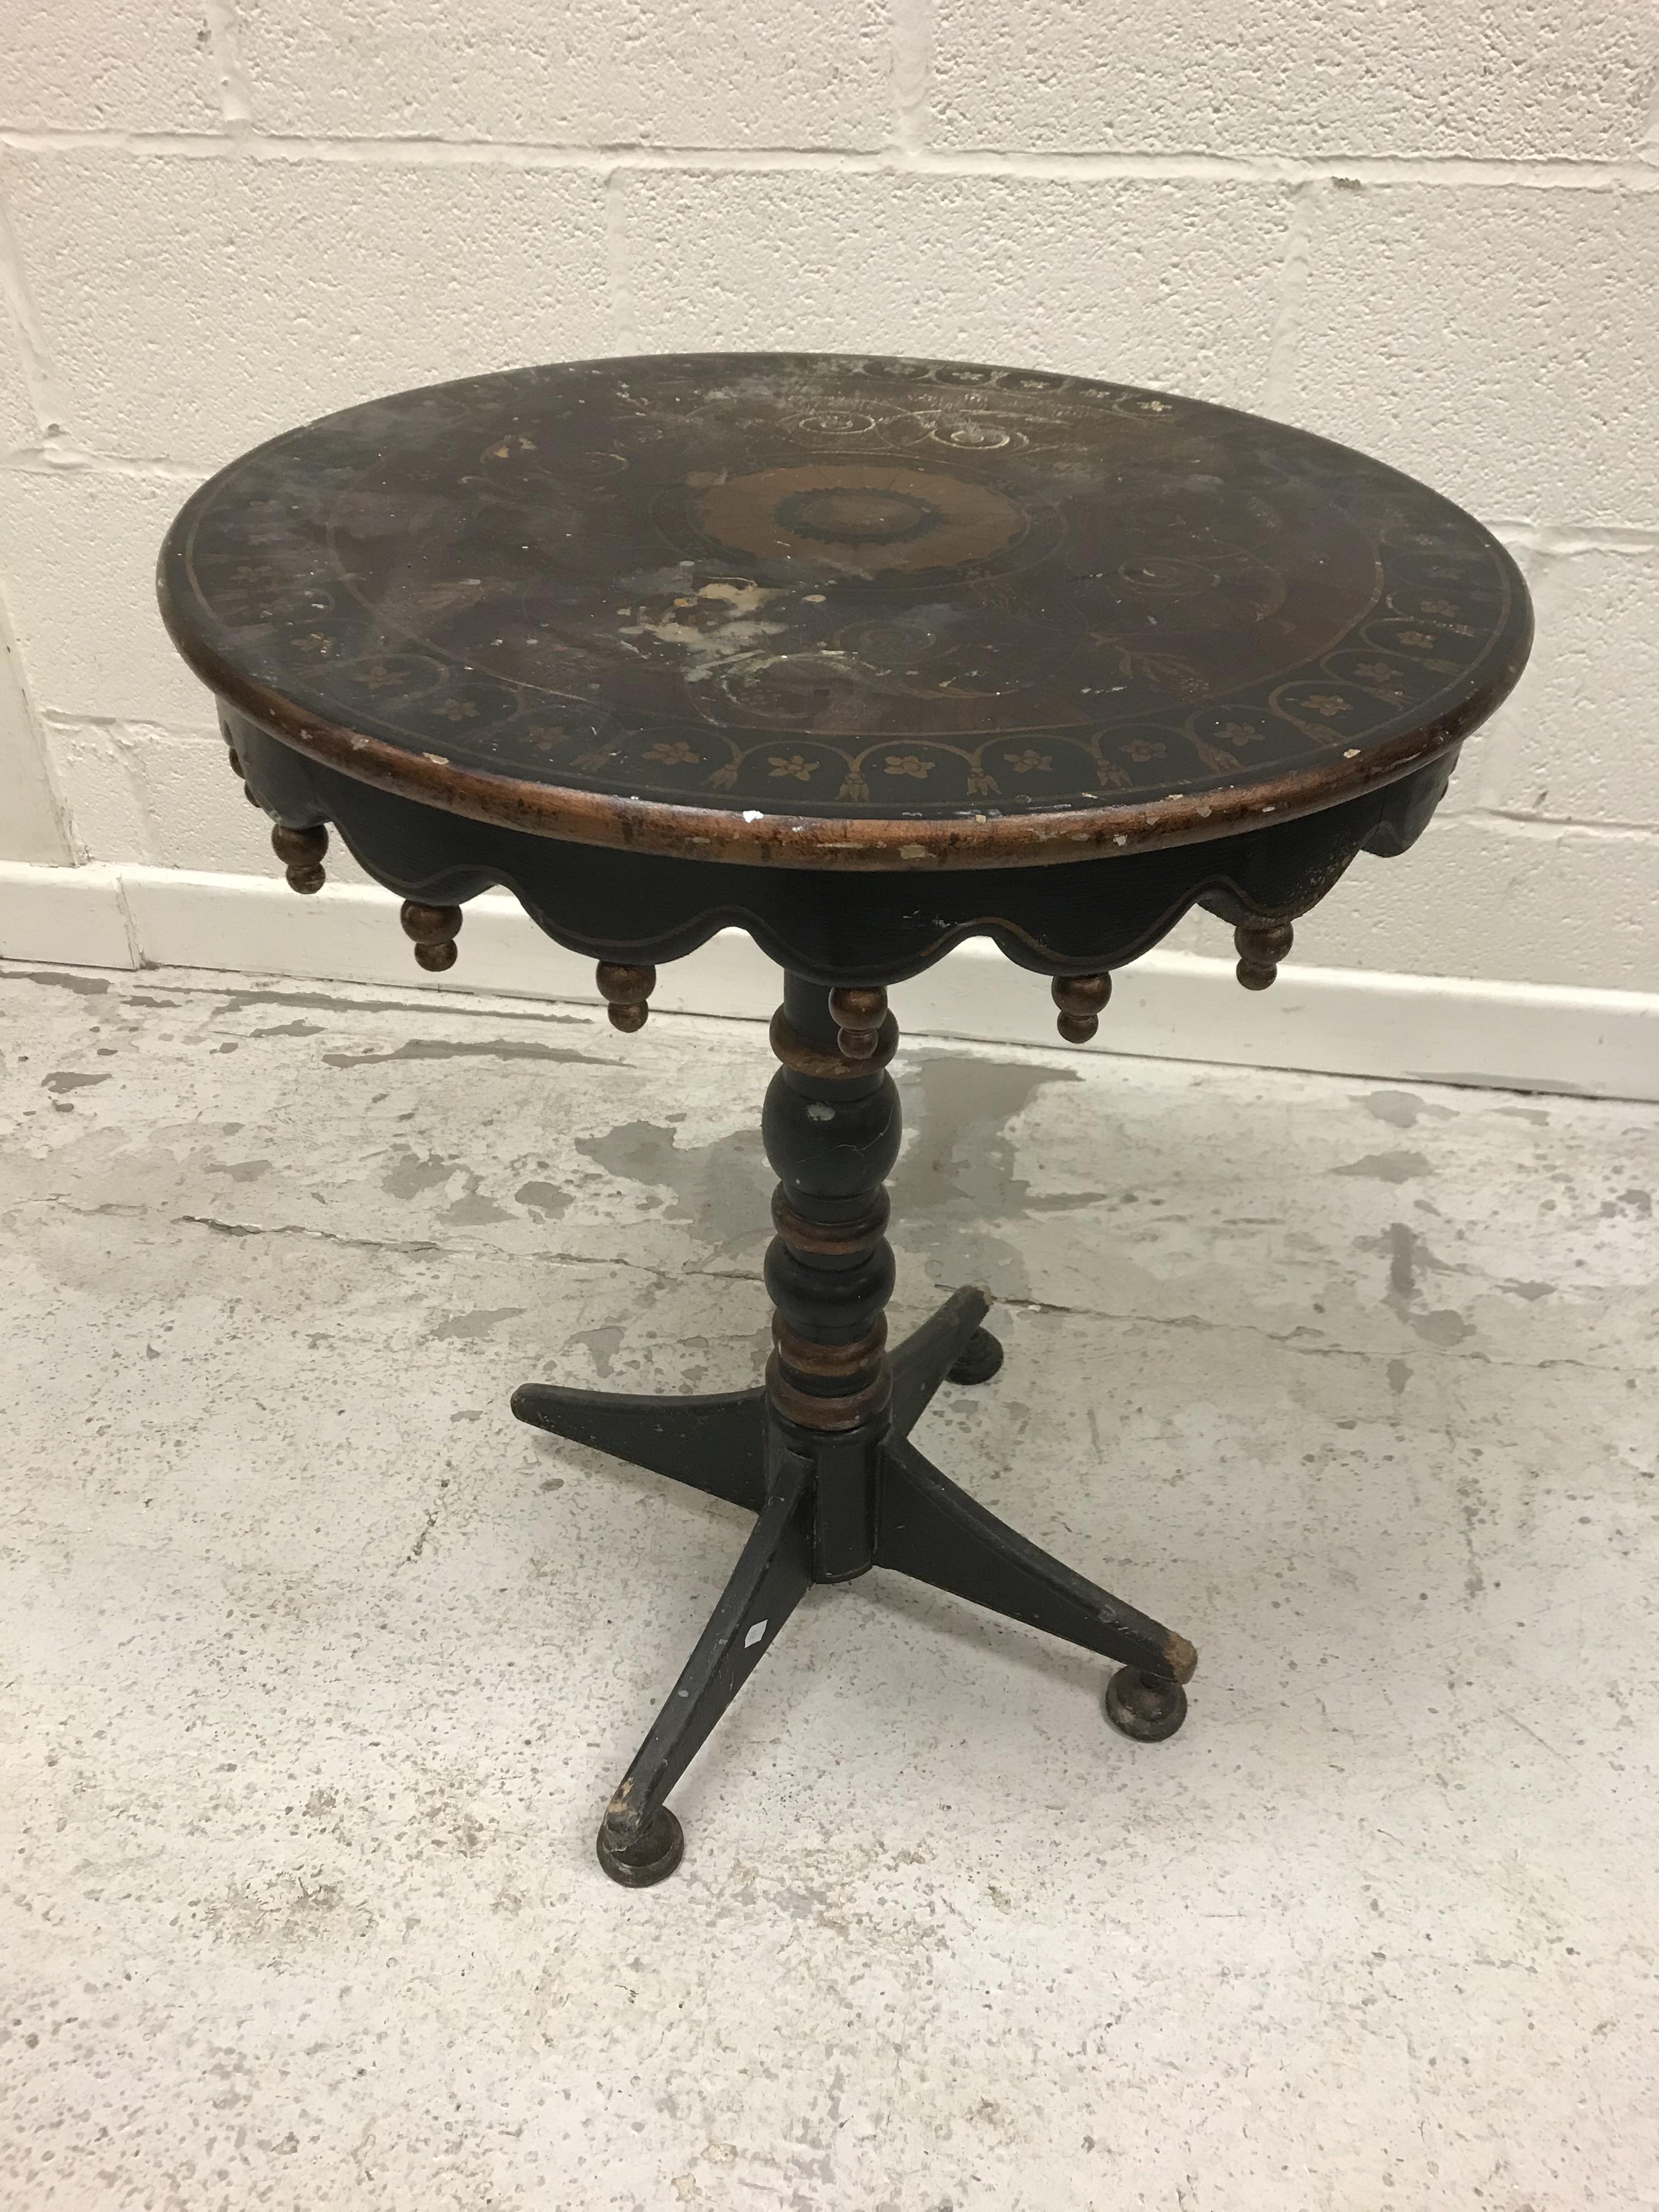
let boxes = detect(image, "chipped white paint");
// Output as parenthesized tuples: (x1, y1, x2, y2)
(615, 575, 790, 670)
(1, 0, 1656, 1025)
(1, 962, 1656, 2205)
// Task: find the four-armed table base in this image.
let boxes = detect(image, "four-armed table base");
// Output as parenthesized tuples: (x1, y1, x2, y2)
(514, 975, 1195, 1886)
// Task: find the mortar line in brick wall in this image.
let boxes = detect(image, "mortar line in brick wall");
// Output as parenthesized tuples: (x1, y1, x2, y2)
(2, 129, 1658, 193)
(0, 448, 215, 483)
(1262, 178, 1316, 415)
(1641, 59, 1659, 159)
(0, 184, 65, 446)
(1464, 537, 1548, 814)
(890, 0, 933, 158)
(602, 170, 638, 353)
(906, 149, 1659, 191)
(1463, 809, 1658, 846)
(39, 710, 218, 734)
(1493, 523, 1659, 558)
(42, 716, 148, 866)
(0, 579, 77, 859)
(200, 0, 255, 133)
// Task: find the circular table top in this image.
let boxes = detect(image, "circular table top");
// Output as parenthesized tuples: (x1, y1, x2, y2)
(159, 352, 1530, 872)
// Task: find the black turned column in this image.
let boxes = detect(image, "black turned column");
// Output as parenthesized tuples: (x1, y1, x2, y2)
(763, 975, 901, 1584)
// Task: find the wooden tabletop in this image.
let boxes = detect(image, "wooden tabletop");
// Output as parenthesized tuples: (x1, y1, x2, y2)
(159, 353, 1531, 872)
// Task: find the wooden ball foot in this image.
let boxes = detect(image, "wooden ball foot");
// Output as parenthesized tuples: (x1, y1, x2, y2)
(272, 822, 328, 894)
(1235, 918, 1294, 990)
(1052, 972, 1110, 1043)
(828, 985, 887, 1062)
(400, 900, 462, 972)
(596, 962, 656, 1032)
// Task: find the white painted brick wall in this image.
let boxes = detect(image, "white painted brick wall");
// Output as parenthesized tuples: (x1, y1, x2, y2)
(1285, 185, 1659, 528)
(622, 173, 1290, 405)
(0, 311, 34, 453)
(1483, 551, 1659, 827)
(235, 0, 893, 148)
(2, 150, 614, 468)
(0, 597, 66, 862)
(0, 0, 1655, 1002)
(2, 0, 219, 133)
(928, 0, 1656, 159)
(0, 470, 219, 723)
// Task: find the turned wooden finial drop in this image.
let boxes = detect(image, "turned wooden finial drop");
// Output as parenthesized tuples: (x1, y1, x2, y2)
(400, 900, 462, 971)
(272, 822, 328, 894)
(827, 986, 887, 1062)
(1235, 918, 1294, 990)
(1051, 972, 1110, 1044)
(596, 962, 656, 1032)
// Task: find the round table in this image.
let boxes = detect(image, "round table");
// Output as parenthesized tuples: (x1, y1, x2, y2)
(159, 353, 1532, 1885)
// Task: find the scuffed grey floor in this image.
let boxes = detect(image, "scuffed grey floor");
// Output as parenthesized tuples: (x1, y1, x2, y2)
(3, 961, 1657, 2212)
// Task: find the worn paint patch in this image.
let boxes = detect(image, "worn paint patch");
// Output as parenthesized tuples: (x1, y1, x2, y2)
(42, 1071, 110, 1094)
(1454, 1474, 1487, 1599)
(382, 1148, 465, 1200)
(889, 1053, 1105, 1300)
(427, 1308, 526, 1341)
(1417, 1071, 1596, 1097)
(1363, 1220, 1474, 1347)
(1330, 1150, 1433, 1184)
(372, 1144, 512, 1224)
(1374, 1221, 1442, 1302)
(1412, 1307, 1472, 1346)
(515, 1180, 573, 1222)
(217, 985, 585, 1024)
(1601, 1188, 1652, 1219)
(324, 1038, 616, 1068)
(571, 1325, 625, 1378)
(574, 1056, 1119, 1298)
(16, 970, 109, 995)
(1362, 1089, 1454, 1128)
(574, 1120, 770, 1251)
(442, 1177, 512, 1227)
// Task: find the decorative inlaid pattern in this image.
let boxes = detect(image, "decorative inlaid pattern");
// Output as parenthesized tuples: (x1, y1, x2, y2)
(161, 353, 1528, 842)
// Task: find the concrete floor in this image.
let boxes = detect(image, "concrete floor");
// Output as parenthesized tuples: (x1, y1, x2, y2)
(2, 960, 1657, 2212)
